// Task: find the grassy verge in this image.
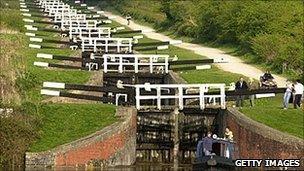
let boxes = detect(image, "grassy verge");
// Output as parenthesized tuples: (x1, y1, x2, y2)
(30, 103, 117, 152)
(240, 94, 304, 139)
(1, 0, 117, 154)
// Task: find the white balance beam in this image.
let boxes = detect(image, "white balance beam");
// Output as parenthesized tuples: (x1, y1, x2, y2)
(196, 65, 211, 70)
(29, 44, 41, 49)
(37, 53, 53, 59)
(41, 89, 60, 96)
(30, 37, 43, 42)
(43, 82, 65, 89)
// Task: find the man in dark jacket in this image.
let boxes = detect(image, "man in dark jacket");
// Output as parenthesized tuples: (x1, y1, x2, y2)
(235, 77, 248, 107)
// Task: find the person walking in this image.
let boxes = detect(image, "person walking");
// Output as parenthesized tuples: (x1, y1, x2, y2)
(235, 77, 248, 107)
(293, 79, 303, 109)
(283, 80, 293, 109)
(126, 14, 132, 25)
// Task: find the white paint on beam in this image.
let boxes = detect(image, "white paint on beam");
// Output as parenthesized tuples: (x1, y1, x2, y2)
(80, 4, 87, 7)
(255, 93, 275, 99)
(43, 82, 65, 89)
(116, 26, 125, 30)
(75, 1, 80, 3)
(23, 18, 34, 23)
(196, 65, 211, 70)
(25, 32, 35, 37)
(37, 53, 53, 59)
(93, 14, 100, 18)
(213, 57, 229, 63)
(170, 40, 182, 45)
(87, 7, 94, 10)
(41, 89, 60, 96)
(20, 9, 29, 12)
(26, 26, 38, 31)
(20, 5, 27, 8)
(157, 45, 169, 50)
(30, 37, 43, 42)
(97, 11, 104, 14)
(29, 44, 41, 49)
(34, 62, 48, 67)
(22, 13, 31, 17)
(103, 20, 112, 24)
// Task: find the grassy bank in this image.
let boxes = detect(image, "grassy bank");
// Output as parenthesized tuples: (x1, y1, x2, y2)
(240, 94, 304, 139)
(30, 103, 117, 152)
(0, 0, 117, 165)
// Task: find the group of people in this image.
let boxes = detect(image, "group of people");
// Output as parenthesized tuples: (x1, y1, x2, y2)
(234, 76, 257, 107)
(234, 71, 303, 109)
(197, 128, 234, 159)
(283, 79, 303, 109)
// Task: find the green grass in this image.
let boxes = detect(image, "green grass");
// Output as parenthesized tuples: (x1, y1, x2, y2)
(29, 103, 117, 152)
(240, 94, 304, 139)
(1, 1, 118, 153)
(180, 67, 244, 84)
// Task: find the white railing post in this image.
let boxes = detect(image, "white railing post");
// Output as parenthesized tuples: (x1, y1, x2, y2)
(157, 86, 161, 110)
(165, 57, 169, 73)
(118, 56, 123, 73)
(104, 55, 108, 73)
(220, 84, 226, 109)
(93, 39, 97, 52)
(199, 85, 205, 110)
(178, 86, 183, 110)
(117, 40, 121, 53)
(81, 39, 84, 52)
(129, 42, 132, 53)
(105, 39, 108, 52)
(136, 87, 141, 110)
(134, 56, 138, 73)
(149, 56, 153, 74)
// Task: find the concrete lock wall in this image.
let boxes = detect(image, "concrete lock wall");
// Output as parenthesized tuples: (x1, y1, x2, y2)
(26, 107, 137, 168)
(226, 108, 304, 166)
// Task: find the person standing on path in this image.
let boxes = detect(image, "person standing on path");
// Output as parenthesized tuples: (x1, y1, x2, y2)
(293, 79, 303, 109)
(248, 78, 259, 107)
(235, 77, 248, 107)
(126, 14, 132, 25)
(283, 80, 293, 109)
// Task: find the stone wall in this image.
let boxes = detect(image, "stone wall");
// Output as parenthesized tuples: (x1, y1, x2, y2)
(226, 107, 304, 168)
(26, 107, 137, 168)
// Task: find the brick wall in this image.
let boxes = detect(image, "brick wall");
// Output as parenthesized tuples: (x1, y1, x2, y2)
(226, 108, 304, 169)
(26, 107, 137, 168)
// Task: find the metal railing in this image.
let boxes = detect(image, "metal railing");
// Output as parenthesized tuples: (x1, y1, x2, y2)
(81, 37, 133, 53)
(103, 54, 169, 73)
(69, 27, 111, 39)
(135, 84, 226, 110)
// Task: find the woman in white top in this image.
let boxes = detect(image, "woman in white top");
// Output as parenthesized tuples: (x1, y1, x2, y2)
(283, 80, 293, 109)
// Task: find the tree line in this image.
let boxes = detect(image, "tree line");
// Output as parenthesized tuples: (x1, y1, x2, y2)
(102, 0, 303, 81)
